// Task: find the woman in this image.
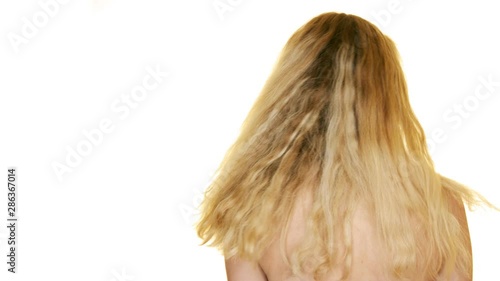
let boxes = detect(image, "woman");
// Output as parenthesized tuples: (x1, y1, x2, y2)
(196, 12, 496, 281)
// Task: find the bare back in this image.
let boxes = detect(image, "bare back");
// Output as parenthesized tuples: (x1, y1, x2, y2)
(258, 188, 472, 281)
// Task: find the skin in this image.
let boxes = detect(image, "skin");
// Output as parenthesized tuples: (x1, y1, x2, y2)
(224, 188, 472, 281)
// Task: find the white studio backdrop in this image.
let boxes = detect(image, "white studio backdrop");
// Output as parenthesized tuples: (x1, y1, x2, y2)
(0, 0, 499, 280)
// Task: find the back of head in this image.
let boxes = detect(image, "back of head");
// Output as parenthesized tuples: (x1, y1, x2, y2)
(270, 12, 426, 163)
(196, 11, 494, 281)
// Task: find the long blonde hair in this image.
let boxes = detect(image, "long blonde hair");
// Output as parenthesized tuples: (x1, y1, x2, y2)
(196, 12, 495, 280)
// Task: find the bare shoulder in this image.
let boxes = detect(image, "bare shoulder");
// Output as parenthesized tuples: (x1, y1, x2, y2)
(258, 185, 474, 281)
(446, 192, 468, 224)
(439, 191, 473, 281)
(225, 255, 268, 281)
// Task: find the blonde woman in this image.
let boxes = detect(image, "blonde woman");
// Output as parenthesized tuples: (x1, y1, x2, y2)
(196, 12, 496, 281)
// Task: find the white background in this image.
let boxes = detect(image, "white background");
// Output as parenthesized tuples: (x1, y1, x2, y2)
(0, 0, 499, 280)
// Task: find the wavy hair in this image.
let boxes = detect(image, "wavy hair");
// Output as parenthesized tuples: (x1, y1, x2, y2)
(195, 12, 496, 280)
